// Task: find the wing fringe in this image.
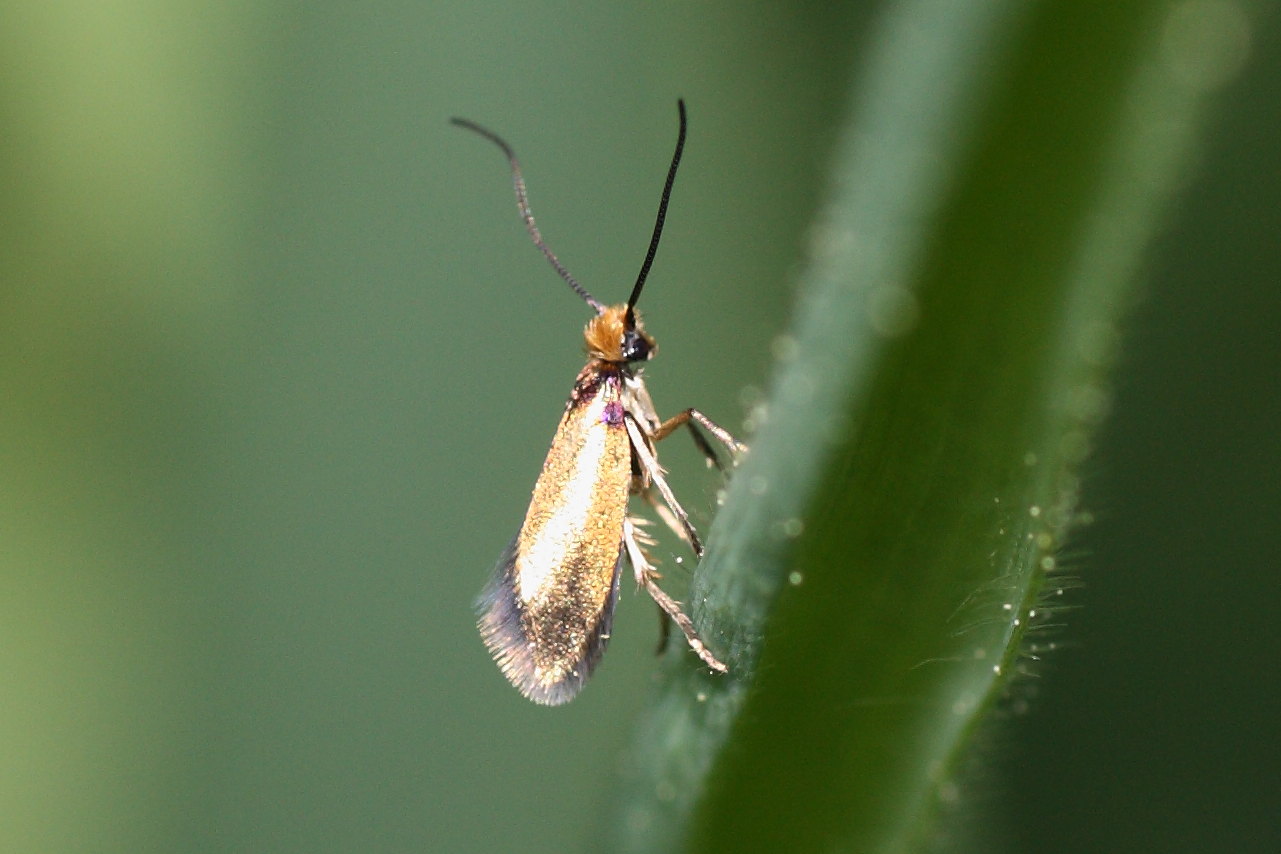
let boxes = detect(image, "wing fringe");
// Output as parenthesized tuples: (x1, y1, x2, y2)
(476, 535, 623, 705)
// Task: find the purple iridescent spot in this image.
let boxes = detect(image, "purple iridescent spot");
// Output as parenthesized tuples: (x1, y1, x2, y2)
(601, 401, 625, 426)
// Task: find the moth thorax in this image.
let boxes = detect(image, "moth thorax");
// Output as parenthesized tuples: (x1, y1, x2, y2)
(584, 304, 656, 364)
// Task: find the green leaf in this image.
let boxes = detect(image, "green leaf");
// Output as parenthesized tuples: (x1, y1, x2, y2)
(613, 1, 1246, 851)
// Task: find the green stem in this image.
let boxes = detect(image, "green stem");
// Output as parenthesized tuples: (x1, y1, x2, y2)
(613, 1, 1240, 851)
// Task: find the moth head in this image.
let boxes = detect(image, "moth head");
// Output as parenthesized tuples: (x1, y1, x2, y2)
(585, 304, 656, 364)
(453, 101, 685, 372)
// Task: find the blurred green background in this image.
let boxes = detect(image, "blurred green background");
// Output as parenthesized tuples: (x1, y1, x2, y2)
(1, 2, 1276, 853)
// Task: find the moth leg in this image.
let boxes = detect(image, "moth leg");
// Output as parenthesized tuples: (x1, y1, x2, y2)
(655, 599, 672, 654)
(651, 409, 748, 472)
(624, 518, 675, 653)
(625, 415, 704, 557)
(641, 488, 699, 554)
(624, 518, 727, 674)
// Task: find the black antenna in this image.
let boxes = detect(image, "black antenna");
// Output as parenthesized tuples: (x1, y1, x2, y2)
(450, 116, 605, 313)
(626, 99, 687, 318)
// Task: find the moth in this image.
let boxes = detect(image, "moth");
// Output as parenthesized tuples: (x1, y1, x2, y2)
(452, 101, 745, 705)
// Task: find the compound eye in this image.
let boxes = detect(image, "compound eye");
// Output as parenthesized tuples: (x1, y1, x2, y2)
(621, 329, 652, 362)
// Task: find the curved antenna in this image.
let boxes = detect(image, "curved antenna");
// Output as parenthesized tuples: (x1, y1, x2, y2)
(450, 117, 604, 313)
(626, 99, 687, 317)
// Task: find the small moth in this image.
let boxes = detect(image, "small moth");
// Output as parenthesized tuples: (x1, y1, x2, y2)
(452, 101, 745, 705)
